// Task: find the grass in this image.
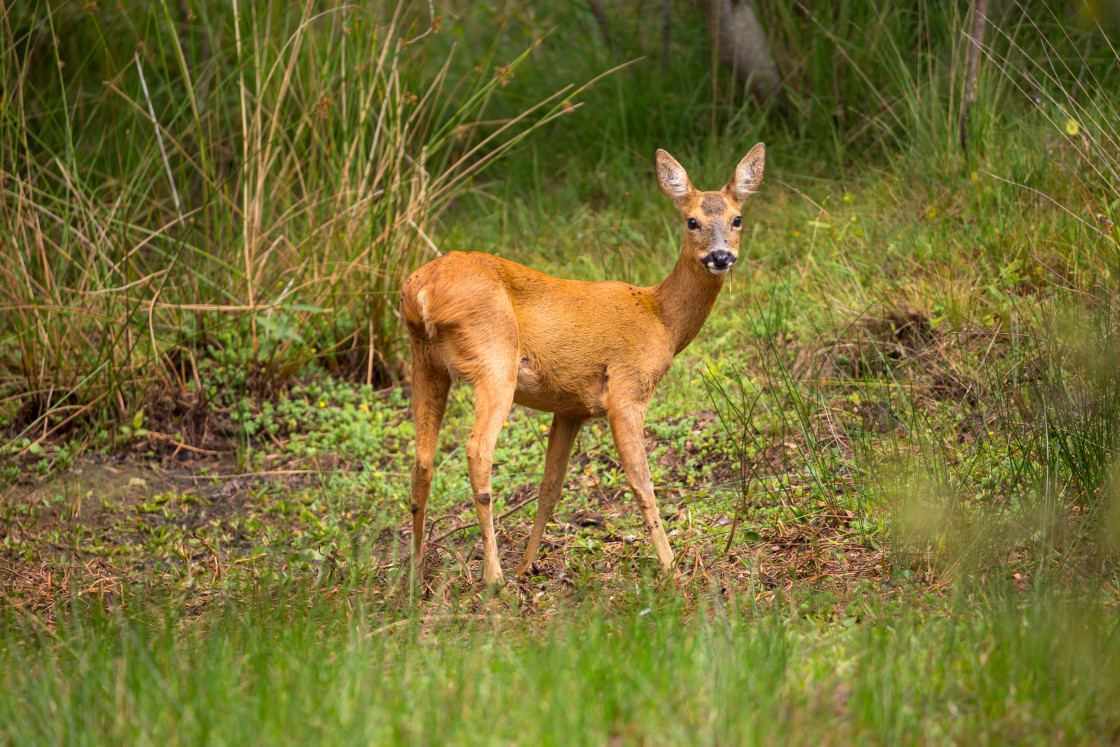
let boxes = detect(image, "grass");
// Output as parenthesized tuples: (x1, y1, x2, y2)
(0, 0, 579, 451)
(3, 0, 1120, 742)
(2, 583, 1118, 744)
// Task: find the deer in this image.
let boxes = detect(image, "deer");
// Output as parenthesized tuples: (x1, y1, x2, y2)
(400, 144, 765, 586)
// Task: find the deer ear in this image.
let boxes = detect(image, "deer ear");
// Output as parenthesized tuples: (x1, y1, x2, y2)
(655, 149, 694, 208)
(724, 143, 765, 205)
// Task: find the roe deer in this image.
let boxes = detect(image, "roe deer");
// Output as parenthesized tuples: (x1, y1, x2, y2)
(401, 145, 765, 586)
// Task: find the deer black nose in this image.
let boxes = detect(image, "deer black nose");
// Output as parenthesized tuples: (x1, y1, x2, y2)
(703, 249, 735, 270)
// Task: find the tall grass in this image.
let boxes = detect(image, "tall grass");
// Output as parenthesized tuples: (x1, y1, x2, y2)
(1, 582, 1117, 744)
(0, 1, 574, 454)
(696, 4, 1120, 581)
(2, 0, 1107, 457)
(962, 6, 1120, 547)
(440, 1, 1067, 183)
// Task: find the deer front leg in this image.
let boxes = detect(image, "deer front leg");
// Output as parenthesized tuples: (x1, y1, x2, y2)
(466, 377, 516, 588)
(515, 414, 585, 577)
(607, 405, 674, 574)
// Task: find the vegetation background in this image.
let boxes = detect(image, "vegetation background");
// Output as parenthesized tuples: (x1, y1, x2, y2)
(2, 0, 1120, 742)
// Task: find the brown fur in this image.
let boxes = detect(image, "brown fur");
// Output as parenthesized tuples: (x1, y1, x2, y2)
(402, 144, 766, 585)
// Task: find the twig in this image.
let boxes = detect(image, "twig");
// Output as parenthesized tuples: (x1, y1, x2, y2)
(146, 431, 220, 456)
(167, 468, 319, 480)
(427, 495, 539, 544)
(690, 545, 705, 584)
(721, 509, 741, 556)
(191, 531, 223, 584)
(656, 536, 694, 591)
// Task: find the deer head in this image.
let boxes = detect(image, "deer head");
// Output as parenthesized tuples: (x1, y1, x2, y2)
(655, 143, 766, 276)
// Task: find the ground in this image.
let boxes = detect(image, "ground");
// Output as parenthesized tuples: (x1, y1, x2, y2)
(0, 302, 1034, 619)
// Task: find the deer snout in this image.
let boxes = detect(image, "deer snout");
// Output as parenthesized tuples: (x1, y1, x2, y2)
(702, 249, 736, 274)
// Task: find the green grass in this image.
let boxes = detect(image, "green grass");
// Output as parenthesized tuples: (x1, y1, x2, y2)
(2, 583, 1118, 744)
(0, 0, 578, 447)
(4, 0, 1120, 742)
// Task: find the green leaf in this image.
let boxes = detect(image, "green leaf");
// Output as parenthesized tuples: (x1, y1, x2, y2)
(256, 314, 307, 344)
(132, 409, 145, 430)
(28, 442, 43, 455)
(281, 304, 328, 313)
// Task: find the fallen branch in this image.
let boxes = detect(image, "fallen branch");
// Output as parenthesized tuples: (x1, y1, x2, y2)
(426, 494, 540, 545)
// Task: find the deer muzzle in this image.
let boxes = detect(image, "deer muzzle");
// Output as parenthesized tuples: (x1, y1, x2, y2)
(702, 249, 736, 275)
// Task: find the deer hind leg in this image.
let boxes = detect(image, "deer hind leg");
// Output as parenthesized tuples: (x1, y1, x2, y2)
(515, 414, 584, 577)
(465, 371, 517, 587)
(608, 405, 674, 574)
(408, 352, 451, 574)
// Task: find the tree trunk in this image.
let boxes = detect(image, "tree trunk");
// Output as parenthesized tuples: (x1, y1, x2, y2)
(960, 0, 988, 151)
(695, 0, 781, 103)
(586, 0, 615, 53)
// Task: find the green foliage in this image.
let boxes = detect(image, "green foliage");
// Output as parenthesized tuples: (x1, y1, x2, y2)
(1, 585, 1118, 744)
(1, 0, 573, 454)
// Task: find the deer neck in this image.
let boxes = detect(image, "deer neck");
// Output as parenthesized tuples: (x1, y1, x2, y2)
(656, 251, 727, 355)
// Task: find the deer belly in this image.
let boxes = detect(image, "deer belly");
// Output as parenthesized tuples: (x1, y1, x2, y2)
(513, 356, 606, 417)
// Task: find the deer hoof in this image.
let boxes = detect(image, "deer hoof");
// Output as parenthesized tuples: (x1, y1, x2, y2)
(483, 569, 506, 590)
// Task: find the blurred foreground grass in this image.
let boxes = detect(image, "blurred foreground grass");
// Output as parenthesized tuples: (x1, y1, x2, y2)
(2, 581, 1118, 744)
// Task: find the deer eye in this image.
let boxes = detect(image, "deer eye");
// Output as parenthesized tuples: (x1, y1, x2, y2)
(687, 218, 700, 230)
(731, 216, 742, 228)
